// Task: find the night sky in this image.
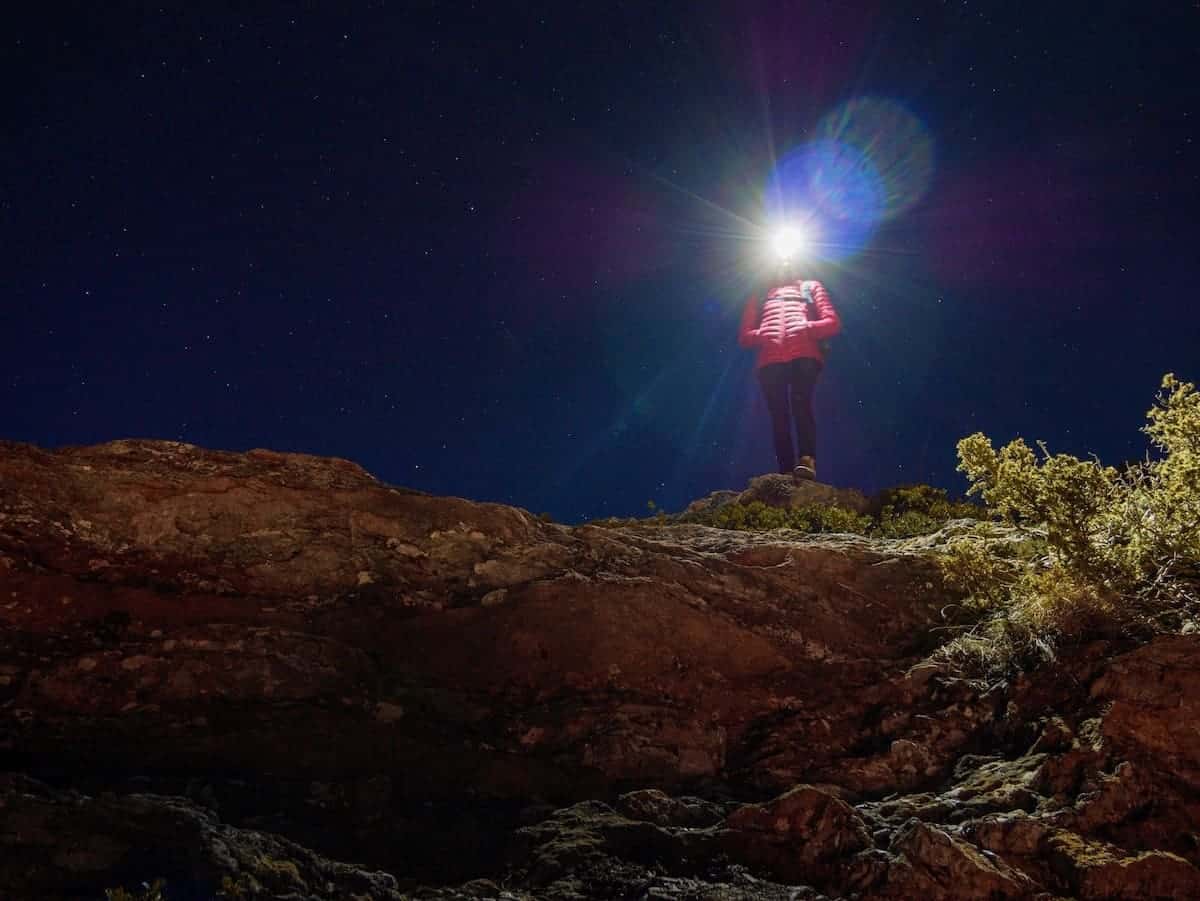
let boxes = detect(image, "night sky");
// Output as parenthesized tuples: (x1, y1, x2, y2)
(4, 2, 1198, 522)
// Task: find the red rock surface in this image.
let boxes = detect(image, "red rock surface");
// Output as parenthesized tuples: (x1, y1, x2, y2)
(2, 438, 1199, 899)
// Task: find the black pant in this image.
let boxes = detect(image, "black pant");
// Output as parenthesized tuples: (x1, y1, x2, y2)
(757, 358, 822, 474)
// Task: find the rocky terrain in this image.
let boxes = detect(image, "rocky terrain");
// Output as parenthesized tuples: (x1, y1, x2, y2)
(2, 439, 1199, 899)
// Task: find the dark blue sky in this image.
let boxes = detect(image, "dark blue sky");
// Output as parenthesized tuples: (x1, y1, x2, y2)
(4, 2, 1198, 522)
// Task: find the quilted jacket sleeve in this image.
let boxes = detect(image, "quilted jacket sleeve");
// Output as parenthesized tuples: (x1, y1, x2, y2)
(738, 295, 763, 348)
(805, 281, 841, 340)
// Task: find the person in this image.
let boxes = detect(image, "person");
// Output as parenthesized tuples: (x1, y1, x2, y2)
(738, 260, 841, 482)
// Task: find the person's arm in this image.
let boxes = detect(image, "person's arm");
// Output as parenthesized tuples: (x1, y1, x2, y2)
(803, 281, 841, 340)
(738, 295, 763, 348)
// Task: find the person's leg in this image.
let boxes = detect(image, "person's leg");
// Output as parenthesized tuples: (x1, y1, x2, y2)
(789, 358, 822, 463)
(757, 364, 795, 474)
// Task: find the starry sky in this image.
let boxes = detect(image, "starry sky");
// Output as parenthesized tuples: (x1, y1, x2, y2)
(4, 2, 1198, 522)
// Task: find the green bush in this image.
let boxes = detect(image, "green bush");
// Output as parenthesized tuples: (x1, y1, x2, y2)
(937, 374, 1200, 677)
(688, 500, 873, 534)
(681, 485, 980, 538)
(875, 484, 986, 538)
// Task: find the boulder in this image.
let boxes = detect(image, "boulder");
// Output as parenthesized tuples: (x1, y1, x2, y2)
(722, 785, 873, 884)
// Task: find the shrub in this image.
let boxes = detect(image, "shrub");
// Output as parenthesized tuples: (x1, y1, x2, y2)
(937, 374, 1200, 677)
(682, 486, 979, 537)
(796, 503, 875, 534)
(875, 484, 986, 538)
(687, 500, 873, 534)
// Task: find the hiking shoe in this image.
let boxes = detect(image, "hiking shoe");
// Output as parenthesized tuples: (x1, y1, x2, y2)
(793, 457, 816, 482)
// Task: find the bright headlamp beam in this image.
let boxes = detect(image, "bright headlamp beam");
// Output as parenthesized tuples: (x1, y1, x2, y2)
(769, 225, 811, 261)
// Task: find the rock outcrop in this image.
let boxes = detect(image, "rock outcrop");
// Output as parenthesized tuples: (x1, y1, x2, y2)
(685, 473, 871, 515)
(1, 439, 1199, 899)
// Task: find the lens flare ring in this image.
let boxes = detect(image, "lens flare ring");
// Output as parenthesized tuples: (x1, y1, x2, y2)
(764, 96, 934, 261)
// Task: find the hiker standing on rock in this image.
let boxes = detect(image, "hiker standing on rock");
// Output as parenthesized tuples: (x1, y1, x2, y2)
(738, 235, 841, 482)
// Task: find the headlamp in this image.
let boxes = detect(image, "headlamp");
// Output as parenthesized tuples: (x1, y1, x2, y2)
(768, 224, 814, 262)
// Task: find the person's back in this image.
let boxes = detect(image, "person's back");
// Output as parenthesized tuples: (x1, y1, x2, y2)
(739, 261, 840, 481)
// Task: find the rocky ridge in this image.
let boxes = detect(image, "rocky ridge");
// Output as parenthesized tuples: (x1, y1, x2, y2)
(1, 439, 1198, 899)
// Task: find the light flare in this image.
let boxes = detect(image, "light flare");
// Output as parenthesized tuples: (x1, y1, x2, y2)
(768, 223, 815, 262)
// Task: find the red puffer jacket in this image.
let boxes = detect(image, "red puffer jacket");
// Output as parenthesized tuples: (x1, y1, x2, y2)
(738, 280, 840, 369)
